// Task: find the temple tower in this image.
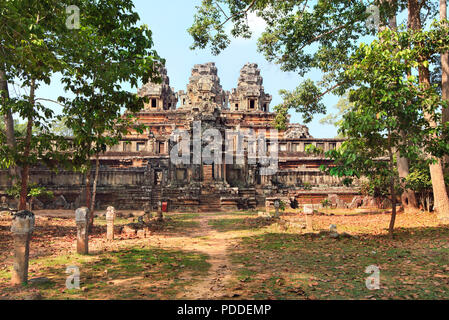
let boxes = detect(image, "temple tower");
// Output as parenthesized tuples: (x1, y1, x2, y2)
(138, 66, 178, 111)
(229, 63, 272, 112)
(178, 62, 228, 113)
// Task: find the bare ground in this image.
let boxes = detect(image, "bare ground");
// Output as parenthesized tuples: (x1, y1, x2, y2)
(1, 209, 449, 300)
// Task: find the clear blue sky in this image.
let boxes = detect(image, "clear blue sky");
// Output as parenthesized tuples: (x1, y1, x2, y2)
(35, 0, 341, 138)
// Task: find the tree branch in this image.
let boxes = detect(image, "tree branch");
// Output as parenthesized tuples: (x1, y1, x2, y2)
(218, 0, 257, 28)
(214, 1, 229, 20)
(306, 81, 346, 107)
(296, 24, 348, 52)
(35, 98, 65, 107)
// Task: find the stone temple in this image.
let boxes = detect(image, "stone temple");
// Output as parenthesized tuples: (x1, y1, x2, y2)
(0, 63, 357, 211)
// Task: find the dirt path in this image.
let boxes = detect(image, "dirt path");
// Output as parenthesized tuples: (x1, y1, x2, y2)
(181, 215, 235, 299)
(153, 214, 238, 299)
(0, 211, 244, 299)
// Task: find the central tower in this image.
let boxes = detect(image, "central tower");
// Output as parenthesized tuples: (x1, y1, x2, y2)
(178, 62, 228, 113)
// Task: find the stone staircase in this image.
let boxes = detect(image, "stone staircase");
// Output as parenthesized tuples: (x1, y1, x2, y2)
(202, 165, 213, 182)
(199, 190, 221, 212)
(150, 186, 162, 209)
(238, 188, 258, 208)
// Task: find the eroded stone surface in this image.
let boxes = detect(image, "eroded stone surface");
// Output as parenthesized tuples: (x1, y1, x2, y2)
(106, 206, 115, 241)
(11, 210, 35, 285)
(303, 204, 314, 215)
(138, 65, 177, 111)
(11, 211, 35, 235)
(75, 207, 89, 254)
(228, 63, 272, 112)
(178, 62, 228, 113)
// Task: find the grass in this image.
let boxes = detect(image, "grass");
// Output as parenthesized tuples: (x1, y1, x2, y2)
(208, 215, 277, 233)
(165, 213, 201, 233)
(0, 246, 210, 300)
(1, 208, 448, 300)
(224, 211, 449, 300)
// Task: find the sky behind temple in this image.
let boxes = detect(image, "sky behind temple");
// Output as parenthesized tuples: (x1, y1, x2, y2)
(35, 0, 341, 138)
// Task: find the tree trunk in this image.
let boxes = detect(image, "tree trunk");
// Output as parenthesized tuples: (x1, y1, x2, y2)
(85, 165, 91, 209)
(0, 67, 19, 187)
(442, 0, 449, 163)
(18, 79, 35, 211)
(90, 153, 100, 228)
(397, 154, 418, 211)
(388, 181, 397, 237)
(408, 0, 449, 222)
(388, 131, 398, 237)
(384, 0, 419, 213)
(0, 68, 15, 148)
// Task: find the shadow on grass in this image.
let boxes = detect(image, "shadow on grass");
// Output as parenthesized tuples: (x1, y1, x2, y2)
(208, 216, 277, 233)
(0, 246, 211, 300)
(159, 213, 201, 236)
(228, 224, 449, 300)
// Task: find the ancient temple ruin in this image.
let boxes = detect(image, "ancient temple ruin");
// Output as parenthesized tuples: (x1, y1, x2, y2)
(0, 63, 356, 211)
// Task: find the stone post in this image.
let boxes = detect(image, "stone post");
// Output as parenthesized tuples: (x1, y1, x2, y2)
(1, 196, 8, 210)
(11, 210, 35, 285)
(304, 204, 313, 232)
(143, 203, 152, 218)
(274, 199, 280, 218)
(75, 207, 89, 255)
(265, 200, 270, 216)
(157, 201, 163, 221)
(106, 206, 115, 241)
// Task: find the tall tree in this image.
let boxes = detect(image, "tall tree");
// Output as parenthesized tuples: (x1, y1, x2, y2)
(0, 3, 18, 183)
(408, 0, 449, 221)
(380, 1, 420, 213)
(442, 0, 449, 177)
(324, 28, 449, 235)
(442, 0, 449, 125)
(58, 0, 161, 227)
(0, 1, 72, 210)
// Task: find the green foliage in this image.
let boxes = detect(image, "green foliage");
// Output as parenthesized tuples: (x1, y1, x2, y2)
(321, 26, 449, 206)
(320, 198, 331, 209)
(1, 1, 162, 173)
(360, 174, 402, 199)
(274, 79, 326, 126)
(405, 163, 432, 194)
(0, 1, 76, 172)
(6, 182, 53, 200)
(49, 116, 73, 137)
(320, 93, 354, 137)
(189, 1, 445, 130)
(302, 182, 312, 191)
(57, 0, 162, 169)
(188, 0, 401, 126)
(305, 143, 324, 155)
(278, 200, 286, 212)
(0, 118, 28, 169)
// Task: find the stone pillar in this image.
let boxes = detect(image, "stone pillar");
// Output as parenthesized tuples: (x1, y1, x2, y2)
(75, 207, 89, 255)
(223, 163, 227, 183)
(304, 204, 313, 232)
(157, 201, 163, 221)
(11, 211, 35, 285)
(1, 196, 8, 211)
(143, 203, 152, 218)
(274, 199, 280, 218)
(265, 200, 270, 216)
(106, 206, 115, 241)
